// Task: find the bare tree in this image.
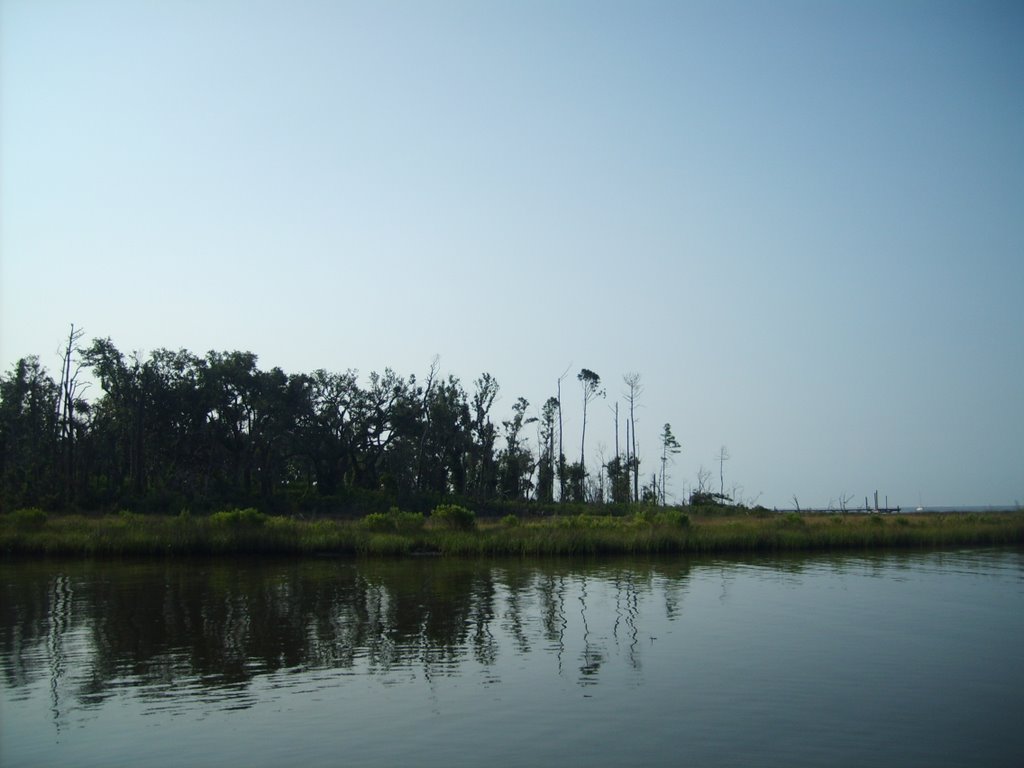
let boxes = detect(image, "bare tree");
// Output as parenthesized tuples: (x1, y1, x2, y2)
(611, 400, 619, 459)
(556, 364, 571, 502)
(716, 445, 731, 497)
(594, 442, 609, 504)
(414, 354, 441, 490)
(729, 483, 744, 506)
(55, 324, 88, 501)
(622, 373, 642, 502)
(696, 466, 712, 494)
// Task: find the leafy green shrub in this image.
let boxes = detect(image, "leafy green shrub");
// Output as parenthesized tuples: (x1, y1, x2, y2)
(655, 509, 691, 528)
(870, 514, 885, 526)
(431, 504, 476, 531)
(11, 508, 47, 530)
(362, 512, 393, 532)
(393, 509, 425, 534)
(362, 507, 424, 534)
(210, 508, 267, 528)
(500, 514, 520, 528)
(632, 507, 657, 525)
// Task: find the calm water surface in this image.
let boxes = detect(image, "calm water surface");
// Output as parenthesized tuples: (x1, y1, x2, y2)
(2, 549, 1022, 767)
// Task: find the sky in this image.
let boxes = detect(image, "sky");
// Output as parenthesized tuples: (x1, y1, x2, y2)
(2, 0, 1022, 508)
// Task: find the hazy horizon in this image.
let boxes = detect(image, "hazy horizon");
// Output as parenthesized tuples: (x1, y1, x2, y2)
(2, 0, 1021, 509)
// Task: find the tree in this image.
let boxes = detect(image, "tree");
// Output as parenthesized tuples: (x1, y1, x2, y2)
(7, 333, 708, 515)
(200, 350, 263, 497)
(417, 374, 472, 495)
(375, 369, 421, 494)
(536, 396, 559, 503)
(82, 338, 159, 497)
(696, 466, 712, 495)
(556, 365, 570, 502)
(498, 397, 536, 500)
(250, 366, 311, 499)
(716, 445, 731, 498)
(302, 368, 361, 494)
(605, 454, 631, 503)
(144, 347, 215, 500)
(55, 324, 89, 502)
(565, 461, 587, 503)
(605, 401, 629, 504)
(641, 473, 659, 504)
(468, 373, 499, 500)
(577, 368, 603, 481)
(413, 355, 441, 492)
(0, 357, 60, 508)
(622, 373, 642, 502)
(659, 423, 681, 505)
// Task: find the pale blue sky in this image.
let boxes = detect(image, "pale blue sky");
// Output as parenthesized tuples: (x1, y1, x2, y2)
(2, 0, 1022, 507)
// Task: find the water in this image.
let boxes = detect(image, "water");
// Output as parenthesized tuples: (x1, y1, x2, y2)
(2, 550, 1022, 767)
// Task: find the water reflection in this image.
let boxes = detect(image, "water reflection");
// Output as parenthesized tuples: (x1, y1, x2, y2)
(1, 558, 698, 716)
(3, 550, 1023, 768)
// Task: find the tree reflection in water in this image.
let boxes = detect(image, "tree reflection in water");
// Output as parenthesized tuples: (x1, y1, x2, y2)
(0, 558, 694, 716)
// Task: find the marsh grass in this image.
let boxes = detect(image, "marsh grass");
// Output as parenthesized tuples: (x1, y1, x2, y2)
(1, 508, 1021, 558)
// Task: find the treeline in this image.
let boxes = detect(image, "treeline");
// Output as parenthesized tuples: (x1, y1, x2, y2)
(0, 328, 683, 515)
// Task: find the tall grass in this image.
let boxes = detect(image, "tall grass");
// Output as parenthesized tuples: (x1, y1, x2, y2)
(1, 508, 1021, 559)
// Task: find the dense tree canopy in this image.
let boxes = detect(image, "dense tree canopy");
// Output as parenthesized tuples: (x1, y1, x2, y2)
(0, 335, 683, 515)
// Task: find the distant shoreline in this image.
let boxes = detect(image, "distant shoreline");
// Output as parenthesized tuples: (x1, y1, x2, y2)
(773, 506, 1020, 515)
(908, 506, 1021, 513)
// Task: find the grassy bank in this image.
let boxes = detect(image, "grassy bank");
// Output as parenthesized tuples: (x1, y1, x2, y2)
(2, 507, 1023, 558)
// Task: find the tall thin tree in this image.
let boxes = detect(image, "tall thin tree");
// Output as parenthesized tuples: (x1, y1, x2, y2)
(716, 445, 731, 498)
(56, 324, 87, 501)
(556, 364, 571, 502)
(577, 369, 603, 478)
(659, 423, 681, 505)
(622, 373, 642, 502)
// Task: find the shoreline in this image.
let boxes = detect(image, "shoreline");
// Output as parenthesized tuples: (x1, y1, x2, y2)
(3, 508, 1022, 559)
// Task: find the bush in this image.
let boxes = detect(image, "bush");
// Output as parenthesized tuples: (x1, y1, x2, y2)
(362, 512, 392, 532)
(431, 504, 476, 531)
(10, 507, 47, 530)
(210, 508, 267, 528)
(632, 507, 657, 525)
(362, 507, 424, 534)
(500, 514, 520, 528)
